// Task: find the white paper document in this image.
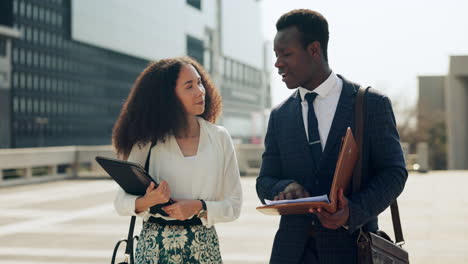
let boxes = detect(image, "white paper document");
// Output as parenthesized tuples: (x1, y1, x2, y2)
(264, 194, 330, 206)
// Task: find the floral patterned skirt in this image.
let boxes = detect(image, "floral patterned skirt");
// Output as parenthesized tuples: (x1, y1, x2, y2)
(135, 221, 222, 264)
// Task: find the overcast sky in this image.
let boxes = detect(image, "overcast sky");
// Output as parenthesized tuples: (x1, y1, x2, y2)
(260, 0, 468, 114)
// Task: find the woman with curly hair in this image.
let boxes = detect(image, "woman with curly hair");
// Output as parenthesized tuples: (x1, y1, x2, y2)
(113, 57, 242, 263)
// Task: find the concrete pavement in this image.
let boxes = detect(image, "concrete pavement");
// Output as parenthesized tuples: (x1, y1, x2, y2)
(0, 171, 467, 263)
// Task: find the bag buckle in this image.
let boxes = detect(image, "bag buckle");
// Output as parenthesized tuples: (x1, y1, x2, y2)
(357, 229, 368, 242)
(396, 240, 405, 247)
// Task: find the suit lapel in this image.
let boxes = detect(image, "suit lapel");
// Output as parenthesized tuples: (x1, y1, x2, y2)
(321, 76, 358, 160)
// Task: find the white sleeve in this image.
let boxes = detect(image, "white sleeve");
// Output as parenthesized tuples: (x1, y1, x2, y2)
(201, 128, 243, 227)
(113, 187, 149, 217)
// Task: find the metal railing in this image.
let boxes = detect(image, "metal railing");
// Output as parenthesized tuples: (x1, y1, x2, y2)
(0, 145, 115, 187)
(0, 144, 264, 187)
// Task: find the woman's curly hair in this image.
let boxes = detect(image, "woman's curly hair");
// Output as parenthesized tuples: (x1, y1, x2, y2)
(112, 56, 222, 159)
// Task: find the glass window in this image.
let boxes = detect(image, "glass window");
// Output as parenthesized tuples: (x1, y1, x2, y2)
(186, 35, 204, 65)
(52, 11, 57, 26)
(39, 53, 44, 67)
(19, 48, 25, 65)
(34, 52, 39, 67)
(39, 7, 44, 22)
(41, 30, 45, 45)
(33, 5, 38, 20)
(26, 3, 31, 19)
(23, 27, 29, 41)
(0, 38, 6, 57)
(20, 97, 26, 113)
(29, 74, 34, 90)
(13, 97, 19, 113)
(27, 98, 32, 113)
(26, 50, 32, 65)
(13, 72, 18, 87)
(33, 98, 39, 113)
(37, 75, 42, 91)
(186, 0, 201, 10)
(46, 32, 52, 46)
(57, 13, 62, 27)
(43, 54, 48, 68)
(33, 28, 37, 43)
(12, 47, 18, 62)
(33, 74, 40, 90)
(19, 1, 25, 17)
(54, 79, 59, 93)
(46, 77, 51, 92)
(46, 99, 51, 114)
(19, 72, 25, 89)
(45, 10, 50, 24)
(39, 99, 45, 114)
(54, 35, 58, 48)
(13, 0, 18, 15)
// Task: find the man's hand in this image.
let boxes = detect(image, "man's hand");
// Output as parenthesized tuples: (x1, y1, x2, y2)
(309, 188, 349, 230)
(274, 182, 310, 200)
(162, 199, 203, 220)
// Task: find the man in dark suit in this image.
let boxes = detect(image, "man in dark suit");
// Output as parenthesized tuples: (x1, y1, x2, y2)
(256, 9, 408, 264)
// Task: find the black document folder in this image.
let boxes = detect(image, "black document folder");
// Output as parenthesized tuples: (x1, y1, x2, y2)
(95, 156, 173, 215)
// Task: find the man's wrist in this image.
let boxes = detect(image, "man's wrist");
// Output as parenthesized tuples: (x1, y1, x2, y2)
(272, 179, 295, 198)
(342, 208, 351, 230)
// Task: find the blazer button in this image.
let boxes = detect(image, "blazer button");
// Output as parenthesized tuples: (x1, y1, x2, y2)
(311, 220, 316, 226)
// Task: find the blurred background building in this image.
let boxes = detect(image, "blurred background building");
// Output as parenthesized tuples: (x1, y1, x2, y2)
(0, 0, 272, 148)
(418, 56, 468, 170)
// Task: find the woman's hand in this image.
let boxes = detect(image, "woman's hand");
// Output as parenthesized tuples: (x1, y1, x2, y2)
(162, 199, 203, 220)
(135, 181, 171, 213)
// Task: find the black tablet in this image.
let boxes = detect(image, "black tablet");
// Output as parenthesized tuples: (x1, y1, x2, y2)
(96, 156, 174, 216)
(95, 156, 158, 196)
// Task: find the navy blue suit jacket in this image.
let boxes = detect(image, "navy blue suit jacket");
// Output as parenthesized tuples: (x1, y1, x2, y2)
(256, 76, 408, 264)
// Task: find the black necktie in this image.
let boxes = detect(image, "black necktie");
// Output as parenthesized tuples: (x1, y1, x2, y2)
(305, 92, 322, 165)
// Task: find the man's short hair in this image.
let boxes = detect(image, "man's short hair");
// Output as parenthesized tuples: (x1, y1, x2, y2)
(276, 9, 329, 61)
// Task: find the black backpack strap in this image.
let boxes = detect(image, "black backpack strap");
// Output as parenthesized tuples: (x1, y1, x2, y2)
(125, 141, 156, 263)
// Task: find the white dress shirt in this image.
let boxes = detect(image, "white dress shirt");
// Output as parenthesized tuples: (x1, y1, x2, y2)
(299, 72, 343, 150)
(113, 117, 243, 228)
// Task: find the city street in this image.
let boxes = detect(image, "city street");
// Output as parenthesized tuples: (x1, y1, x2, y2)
(0, 171, 467, 263)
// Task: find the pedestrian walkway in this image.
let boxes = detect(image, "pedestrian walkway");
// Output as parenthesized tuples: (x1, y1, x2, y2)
(0, 171, 467, 263)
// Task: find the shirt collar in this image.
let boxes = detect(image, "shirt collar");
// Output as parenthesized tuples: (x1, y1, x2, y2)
(299, 71, 339, 102)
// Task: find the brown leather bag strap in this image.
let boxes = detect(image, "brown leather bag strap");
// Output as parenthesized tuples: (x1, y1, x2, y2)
(353, 86, 405, 245)
(352, 86, 366, 193)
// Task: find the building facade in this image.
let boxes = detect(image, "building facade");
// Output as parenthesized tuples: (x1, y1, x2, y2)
(445, 56, 468, 170)
(418, 56, 468, 170)
(0, 0, 271, 148)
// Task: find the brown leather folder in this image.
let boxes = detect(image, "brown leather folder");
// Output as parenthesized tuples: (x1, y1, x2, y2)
(256, 127, 358, 216)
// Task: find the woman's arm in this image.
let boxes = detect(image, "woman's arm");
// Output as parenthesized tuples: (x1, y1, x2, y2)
(201, 128, 243, 227)
(114, 181, 171, 216)
(162, 199, 204, 220)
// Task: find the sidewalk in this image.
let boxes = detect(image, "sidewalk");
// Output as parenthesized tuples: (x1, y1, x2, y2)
(0, 171, 467, 263)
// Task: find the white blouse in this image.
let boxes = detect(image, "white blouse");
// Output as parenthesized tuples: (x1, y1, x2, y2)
(113, 118, 243, 227)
